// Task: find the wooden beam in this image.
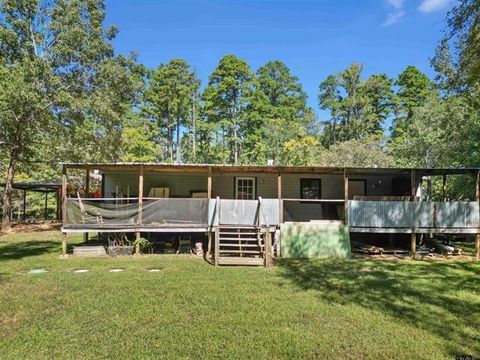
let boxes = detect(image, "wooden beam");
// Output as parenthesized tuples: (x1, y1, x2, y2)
(344, 169, 349, 224)
(411, 233, 416, 258)
(442, 174, 447, 202)
(207, 167, 212, 199)
(476, 171, 479, 260)
(136, 166, 144, 255)
(411, 169, 416, 200)
(62, 166, 67, 224)
(214, 226, 219, 267)
(277, 172, 283, 224)
(44, 193, 48, 220)
(264, 231, 272, 267)
(56, 189, 61, 221)
(476, 171, 479, 202)
(85, 169, 90, 198)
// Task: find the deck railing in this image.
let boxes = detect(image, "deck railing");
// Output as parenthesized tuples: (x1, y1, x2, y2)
(64, 197, 210, 228)
(349, 200, 479, 229)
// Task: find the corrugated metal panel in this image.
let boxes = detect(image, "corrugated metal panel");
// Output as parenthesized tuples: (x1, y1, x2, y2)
(207, 199, 279, 226)
(349, 200, 478, 229)
(219, 199, 259, 225)
(436, 202, 479, 228)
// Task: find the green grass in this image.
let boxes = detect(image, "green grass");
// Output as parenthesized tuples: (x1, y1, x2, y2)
(0, 231, 479, 359)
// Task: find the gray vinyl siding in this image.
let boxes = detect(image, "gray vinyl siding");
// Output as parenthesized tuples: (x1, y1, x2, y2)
(103, 172, 393, 199)
(103, 172, 208, 198)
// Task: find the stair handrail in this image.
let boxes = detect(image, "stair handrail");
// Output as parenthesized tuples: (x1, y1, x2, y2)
(216, 196, 221, 225)
(258, 196, 269, 228)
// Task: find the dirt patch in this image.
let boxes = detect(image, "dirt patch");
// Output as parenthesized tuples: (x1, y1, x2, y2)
(2, 222, 61, 234)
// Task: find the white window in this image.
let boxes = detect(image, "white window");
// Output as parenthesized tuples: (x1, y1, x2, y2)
(235, 177, 255, 200)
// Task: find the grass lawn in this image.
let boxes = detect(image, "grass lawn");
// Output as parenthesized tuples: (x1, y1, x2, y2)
(0, 231, 479, 359)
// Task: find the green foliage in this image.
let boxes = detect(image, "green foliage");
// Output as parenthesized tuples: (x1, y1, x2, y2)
(389, 94, 479, 168)
(120, 113, 161, 162)
(318, 63, 394, 146)
(143, 59, 200, 163)
(319, 135, 392, 167)
(391, 65, 436, 138)
(202, 54, 255, 164)
(133, 237, 152, 253)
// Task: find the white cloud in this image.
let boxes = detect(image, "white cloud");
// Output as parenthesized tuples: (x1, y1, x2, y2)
(383, 10, 406, 26)
(383, 0, 406, 26)
(387, 0, 405, 10)
(418, 0, 452, 13)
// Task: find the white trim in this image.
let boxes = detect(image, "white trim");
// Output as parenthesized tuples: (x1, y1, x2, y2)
(235, 177, 256, 200)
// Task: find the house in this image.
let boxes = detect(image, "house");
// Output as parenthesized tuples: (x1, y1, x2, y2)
(61, 163, 480, 264)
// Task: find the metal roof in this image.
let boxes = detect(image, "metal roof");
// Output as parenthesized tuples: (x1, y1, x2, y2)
(0, 182, 62, 193)
(61, 162, 480, 176)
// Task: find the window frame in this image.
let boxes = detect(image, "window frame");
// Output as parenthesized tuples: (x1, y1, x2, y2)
(234, 177, 256, 200)
(300, 178, 322, 200)
(348, 179, 367, 199)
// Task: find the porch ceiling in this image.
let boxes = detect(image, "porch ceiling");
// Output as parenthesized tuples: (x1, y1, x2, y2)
(62, 162, 479, 177)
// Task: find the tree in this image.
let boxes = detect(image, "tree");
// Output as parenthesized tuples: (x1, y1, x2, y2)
(120, 113, 161, 162)
(388, 94, 478, 168)
(318, 64, 393, 146)
(143, 59, 200, 163)
(202, 55, 255, 164)
(434, 0, 480, 89)
(242, 60, 315, 165)
(0, 0, 142, 230)
(391, 66, 436, 138)
(318, 135, 391, 167)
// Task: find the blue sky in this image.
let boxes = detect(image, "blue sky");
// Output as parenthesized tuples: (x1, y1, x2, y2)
(106, 0, 454, 114)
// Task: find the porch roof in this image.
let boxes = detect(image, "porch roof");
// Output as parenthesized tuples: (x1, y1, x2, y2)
(62, 162, 479, 177)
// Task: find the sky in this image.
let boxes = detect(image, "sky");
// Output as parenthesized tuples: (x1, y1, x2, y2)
(105, 0, 455, 113)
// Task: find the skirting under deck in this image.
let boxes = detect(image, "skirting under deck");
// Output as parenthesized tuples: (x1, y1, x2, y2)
(349, 227, 480, 234)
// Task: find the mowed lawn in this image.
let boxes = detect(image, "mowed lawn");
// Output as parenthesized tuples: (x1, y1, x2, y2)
(0, 231, 479, 359)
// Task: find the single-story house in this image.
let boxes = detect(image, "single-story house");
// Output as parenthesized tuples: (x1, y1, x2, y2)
(61, 163, 480, 265)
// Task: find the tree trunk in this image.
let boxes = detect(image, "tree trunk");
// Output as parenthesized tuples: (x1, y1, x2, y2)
(175, 118, 180, 164)
(1, 150, 17, 232)
(168, 126, 174, 163)
(192, 100, 196, 163)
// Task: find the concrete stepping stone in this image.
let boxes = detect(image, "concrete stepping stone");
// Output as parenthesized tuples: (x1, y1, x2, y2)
(28, 269, 47, 275)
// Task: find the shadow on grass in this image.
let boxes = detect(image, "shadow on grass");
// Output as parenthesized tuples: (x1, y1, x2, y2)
(278, 259, 480, 357)
(0, 241, 59, 261)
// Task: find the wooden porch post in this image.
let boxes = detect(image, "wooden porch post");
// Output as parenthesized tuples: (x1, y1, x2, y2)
(83, 168, 90, 243)
(207, 167, 213, 259)
(61, 165, 67, 256)
(56, 188, 61, 221)
(343, 169, 349, 224)
(411, 169, 416, 257)
(207, 167, 212, 199)
(85, 169, 90, 197)
(136, 165, 144, 255)
(214, 225, 219, 267)
(442, 174, 447, 202)
(277, 172, 283, 224)
(411, 233, 416, 258)
(22, 190, 27, 221)
(44, 193, 48, 220)
(476, 171, 480, 260)
(410, 169, 416, 201)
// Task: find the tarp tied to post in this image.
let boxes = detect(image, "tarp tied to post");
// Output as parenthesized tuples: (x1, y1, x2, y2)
(64, 198, 209, 228)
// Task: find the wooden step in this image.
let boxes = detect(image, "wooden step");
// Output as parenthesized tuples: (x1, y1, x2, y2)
(218, 225, 260, 229)
(219, 244, 263, 248)
(218, 232, 258, 235)
(217, 257, 265, 266)
(219, 250, 262, 254)
(218, 237, 261, 241)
